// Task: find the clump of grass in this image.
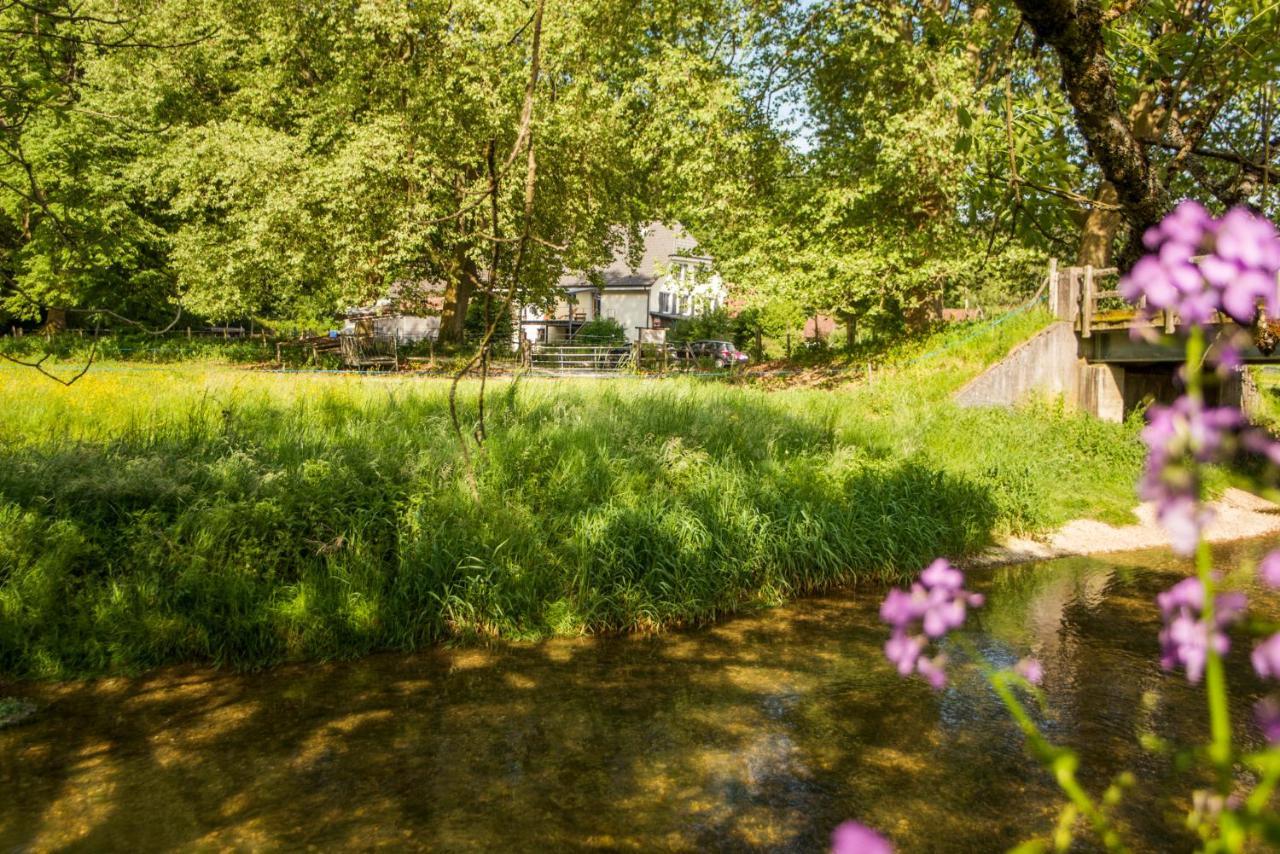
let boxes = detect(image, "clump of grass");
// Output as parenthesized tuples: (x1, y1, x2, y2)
(0, 311, 1144, 679)
(0, 697, 37, 727)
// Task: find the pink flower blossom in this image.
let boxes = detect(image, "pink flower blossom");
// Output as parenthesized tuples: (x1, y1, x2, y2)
(880, 559, 982, 690)
(1256, 696, 1280, 744)
(832, 821, 894, 854)
(1121, 202, 1280, 328)
(1258, 550, 1280, 588)
(1015, 657, 1044, 685)
(1252, 633, 1280, 681)
(1157, 578, 1246, 683)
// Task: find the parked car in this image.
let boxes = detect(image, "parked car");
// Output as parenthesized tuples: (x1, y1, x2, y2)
(681, 340, 749, 369)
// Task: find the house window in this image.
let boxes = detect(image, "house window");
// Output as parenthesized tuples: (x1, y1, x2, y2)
(592, 292, 601, 318)
(659, 292, 673, 314)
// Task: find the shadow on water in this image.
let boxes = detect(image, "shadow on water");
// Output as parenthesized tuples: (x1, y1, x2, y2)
(3, 537, 1280, 851)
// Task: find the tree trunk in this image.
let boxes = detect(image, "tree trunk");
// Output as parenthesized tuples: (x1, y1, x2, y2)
(1074, 90, 1164, 266)
(1076, 181, 1121, 266)
(1013, 0, 1167, 252)
(438, 256, 477, 345)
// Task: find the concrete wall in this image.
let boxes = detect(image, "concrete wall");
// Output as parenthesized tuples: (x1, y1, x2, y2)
(1078, 364, 1126, 422)
(954, 322, 1081, 410)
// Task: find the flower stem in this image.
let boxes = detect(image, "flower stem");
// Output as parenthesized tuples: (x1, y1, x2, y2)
(987, 673, 1129, 852)
(1186, 326, 1234, 784)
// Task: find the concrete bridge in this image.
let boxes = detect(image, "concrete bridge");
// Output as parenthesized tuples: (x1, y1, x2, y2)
(956, 261, 1276, 421)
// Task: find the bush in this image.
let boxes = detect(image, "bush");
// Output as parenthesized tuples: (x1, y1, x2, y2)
(464, 297, 515, 351)
(571, 317, 627, 345)
(670, 309, 734, 343)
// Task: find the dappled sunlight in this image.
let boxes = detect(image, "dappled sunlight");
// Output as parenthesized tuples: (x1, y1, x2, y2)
(4, 537, 1279, 850)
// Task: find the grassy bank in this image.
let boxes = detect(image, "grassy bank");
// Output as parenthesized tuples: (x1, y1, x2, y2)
(0, 309, 1145, 678)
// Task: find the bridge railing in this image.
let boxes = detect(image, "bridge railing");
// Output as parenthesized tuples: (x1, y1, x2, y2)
(1049, 260, 1178, 338)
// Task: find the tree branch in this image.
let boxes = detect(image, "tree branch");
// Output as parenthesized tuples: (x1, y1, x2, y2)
(1012, 0, 1167, 241)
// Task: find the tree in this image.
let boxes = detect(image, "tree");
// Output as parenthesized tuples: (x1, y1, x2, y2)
(689, 1, 1051, 342)
(1010, 0, 1280, 263)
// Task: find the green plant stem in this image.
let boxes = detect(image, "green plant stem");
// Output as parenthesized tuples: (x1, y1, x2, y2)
(988, 672, 1129, 852)
(1186, 326, 1234, 783)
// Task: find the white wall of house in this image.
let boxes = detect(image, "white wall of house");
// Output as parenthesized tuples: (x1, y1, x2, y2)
(598, 291, 650, 340)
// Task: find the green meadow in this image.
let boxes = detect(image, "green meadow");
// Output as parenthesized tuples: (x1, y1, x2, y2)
(0, 310, 1144, 678)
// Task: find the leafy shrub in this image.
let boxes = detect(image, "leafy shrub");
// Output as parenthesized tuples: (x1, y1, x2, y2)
(571, 317, 627, 345)
(669, 308, 734, 343)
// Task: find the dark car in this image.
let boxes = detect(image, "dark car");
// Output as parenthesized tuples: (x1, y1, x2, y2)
(683, 340, 748, 369)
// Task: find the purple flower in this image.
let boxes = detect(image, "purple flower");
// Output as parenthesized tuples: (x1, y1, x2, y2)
(1121, 202, 1280, 328)
(879, 559, 982, 690)
(884, 630, 925, 676)
(1157, 578, 1246, 683)
(1252, 633, 1280, 680)
(1015, 657, 1044, 685)
(1259, 550, 1280, 588)
(1256, 696, 1280, 744)
(831, 821, 894, 854)
(1139, 398, 1251, 554)
(1143, 199, 1213, 250)
(920, 557, 964, 591)
(916, 654, 948, 690)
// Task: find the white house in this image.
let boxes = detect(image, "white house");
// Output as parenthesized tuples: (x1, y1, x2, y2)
(341, 280, 444, 342)
(519, 222, 728, 344)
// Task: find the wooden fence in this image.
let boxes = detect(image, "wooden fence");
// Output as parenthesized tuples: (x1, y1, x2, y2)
(1048, 259, 1177, 338)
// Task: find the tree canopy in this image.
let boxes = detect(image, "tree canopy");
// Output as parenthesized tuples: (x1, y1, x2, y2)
(1, 0, 1276, 337)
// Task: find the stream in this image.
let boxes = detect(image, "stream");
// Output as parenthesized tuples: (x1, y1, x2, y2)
(3, 538, 1279, 851)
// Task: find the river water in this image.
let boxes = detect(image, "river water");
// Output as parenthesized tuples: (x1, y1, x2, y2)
(3, 538, 1279, 851)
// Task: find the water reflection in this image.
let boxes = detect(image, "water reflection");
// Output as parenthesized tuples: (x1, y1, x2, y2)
(3, 539, 1279, 851)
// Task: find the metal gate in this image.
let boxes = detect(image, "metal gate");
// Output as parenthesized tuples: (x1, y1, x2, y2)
(529, 343, 632, 375)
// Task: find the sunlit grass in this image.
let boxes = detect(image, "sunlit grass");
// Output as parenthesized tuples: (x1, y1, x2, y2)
(0, 309, 1145, 678)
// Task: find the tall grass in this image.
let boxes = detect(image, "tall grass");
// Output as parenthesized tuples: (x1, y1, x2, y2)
(0, 309, 1144, 678)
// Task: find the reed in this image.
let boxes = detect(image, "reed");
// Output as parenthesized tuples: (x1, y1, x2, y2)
(0, 309, 1144, 678)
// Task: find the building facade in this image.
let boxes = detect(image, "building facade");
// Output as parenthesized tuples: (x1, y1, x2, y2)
(519, 222, 728, 344)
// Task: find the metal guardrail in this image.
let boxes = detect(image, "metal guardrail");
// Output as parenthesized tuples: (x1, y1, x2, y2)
(529, 344, 631, 373)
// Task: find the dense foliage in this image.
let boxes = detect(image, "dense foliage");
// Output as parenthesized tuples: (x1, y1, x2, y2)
(0, 0, 766, 333)
(4, 1, 1274, 343)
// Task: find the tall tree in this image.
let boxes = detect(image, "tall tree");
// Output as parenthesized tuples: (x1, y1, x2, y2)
(1011, 0, 1280, 263)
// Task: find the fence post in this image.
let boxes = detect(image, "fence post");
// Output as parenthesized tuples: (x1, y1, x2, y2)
(1047, 257, 1059, 318)
(1081, 265, 1094, 339)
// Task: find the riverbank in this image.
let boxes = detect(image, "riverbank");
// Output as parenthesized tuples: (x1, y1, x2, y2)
(0, 310, 1157, 679)
(973, 487, 1280, 566)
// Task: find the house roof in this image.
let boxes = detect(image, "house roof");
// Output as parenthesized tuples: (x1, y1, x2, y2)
(559, 222, 710, 291)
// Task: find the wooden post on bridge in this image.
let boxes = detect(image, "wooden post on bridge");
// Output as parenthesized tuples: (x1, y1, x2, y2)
(1047, 258, 1059, 318)
(1081, 265, 1094, 339)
